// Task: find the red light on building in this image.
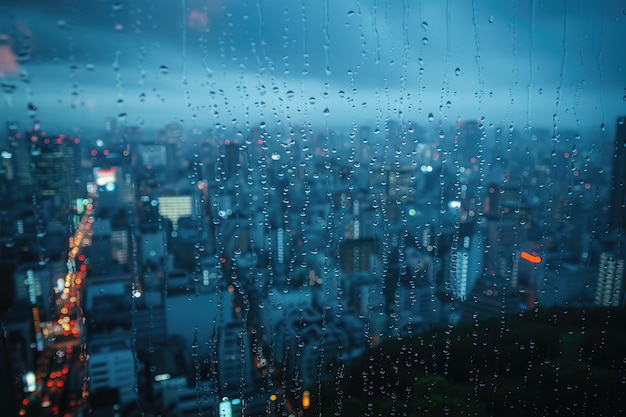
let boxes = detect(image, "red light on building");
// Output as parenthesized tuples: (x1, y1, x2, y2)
(520, 251, 541, 264)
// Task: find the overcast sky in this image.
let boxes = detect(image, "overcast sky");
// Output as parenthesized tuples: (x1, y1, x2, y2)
(1, 0, 625, 134)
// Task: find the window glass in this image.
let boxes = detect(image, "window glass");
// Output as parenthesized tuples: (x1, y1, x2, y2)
(0, 1, 625, 417)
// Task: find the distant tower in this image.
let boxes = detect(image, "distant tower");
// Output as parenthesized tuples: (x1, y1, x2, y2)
(455, 119, 482, 165)
(9, 129, 34, 196)
(217, 290, 254, 397)
(30, 134, 79, 198)
(222, 141, 241, 179)
(483, 182, 532, 280)
(610, 116, 626, 233)
(594, 251, 624, 307)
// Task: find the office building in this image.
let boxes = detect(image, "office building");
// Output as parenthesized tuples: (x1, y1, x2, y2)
(158, 195, 195, 230)
(594, 251, 624, 307)
(217, 321, 254, 396)
(610, 116, 626, 233)
(87, 336, 137, 405)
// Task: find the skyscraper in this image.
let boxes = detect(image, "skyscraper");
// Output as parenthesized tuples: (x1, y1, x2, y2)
(594, 251, 624, 307)
(610, 116, 626, 233)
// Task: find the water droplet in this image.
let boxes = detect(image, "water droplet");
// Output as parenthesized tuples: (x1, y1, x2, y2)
(1, 83, 16, 94)
(455, 67, 461, 76)
(57, 20, 67, 29)
(159, 65, 169, 74)
(422, 37, 429, 45)
(112, 2, 123, 11)
(259, 121, 266, 129)
(427, 113, 434, 122)
(323, 107, 330, 116)
(285, 90, 295, 99)
(85, 63, 95, 71)
(488, 15, 494, 23)
(618, 117, 625, 125)
(421, 21, 429, 30)
(600, 123, 605, 131)
(118, 112, 127, 119)
(27, 103, 37, 117)
(347, 10, 355, 17)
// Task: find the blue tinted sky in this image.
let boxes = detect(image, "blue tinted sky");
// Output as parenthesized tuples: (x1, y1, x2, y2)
(1, 0, 625, 133)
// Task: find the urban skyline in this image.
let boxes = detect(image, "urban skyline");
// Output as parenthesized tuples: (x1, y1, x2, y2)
(1, 0, 625, 416)
(0, 112, 624, 416)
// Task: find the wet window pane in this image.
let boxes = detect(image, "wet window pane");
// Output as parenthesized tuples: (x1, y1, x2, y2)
(1, 1, 625, 416)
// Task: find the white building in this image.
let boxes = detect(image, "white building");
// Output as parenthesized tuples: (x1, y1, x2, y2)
(87, 341, 136, 405)
(595, 252, 624, 307)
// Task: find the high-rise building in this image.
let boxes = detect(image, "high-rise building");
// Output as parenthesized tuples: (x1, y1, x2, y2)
(158, 195, 195, 230)
(137, 143, 167, 169)
(87, 336, 137, 405)
(217, 321, 254, 396)
(30, 135, 79, 197)
(221, 141, 242, 179)
(337, 238, 380, 274)
(594, 251, 624, 307)
(610, 116, 626, 233)
(483, 183, 532, 281)
(9, 131, 34, 196)
(86, 218, 113, 276)
(455, 119, 483, 165)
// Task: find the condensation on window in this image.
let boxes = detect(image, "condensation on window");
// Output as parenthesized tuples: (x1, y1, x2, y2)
(0, 1, 625, 417)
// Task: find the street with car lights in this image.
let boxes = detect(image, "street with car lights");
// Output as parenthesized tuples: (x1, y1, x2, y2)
(19, 204, 94, 417)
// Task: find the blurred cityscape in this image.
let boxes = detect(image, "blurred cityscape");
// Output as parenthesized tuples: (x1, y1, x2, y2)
(0, 115, 624, 416)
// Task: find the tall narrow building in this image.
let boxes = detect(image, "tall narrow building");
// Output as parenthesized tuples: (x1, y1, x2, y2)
(594, 251, 624, 307)
(610, 116, 626, 233)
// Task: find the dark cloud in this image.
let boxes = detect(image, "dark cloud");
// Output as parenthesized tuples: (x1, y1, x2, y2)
(1, 0, 625, 132)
